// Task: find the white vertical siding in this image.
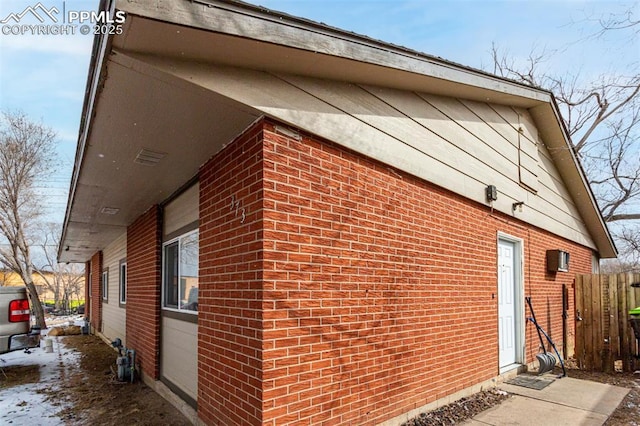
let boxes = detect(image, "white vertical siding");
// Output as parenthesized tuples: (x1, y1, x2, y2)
(161, 182, 199, 401)
(101, 231, 127, 345)
(164, 183, 199, 238)
(592, 253, 600, 274)
(161, 317, 198, 401)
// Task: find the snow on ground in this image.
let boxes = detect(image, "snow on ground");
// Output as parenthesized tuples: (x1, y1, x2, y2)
(0, 316, 86, 425)
(45, 315, 85, 328)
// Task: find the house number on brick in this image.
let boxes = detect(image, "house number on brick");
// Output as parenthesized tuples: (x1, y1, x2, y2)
(230, 194, 247, 223)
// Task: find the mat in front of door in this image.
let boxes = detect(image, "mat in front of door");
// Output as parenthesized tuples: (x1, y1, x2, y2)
(505, 375, 555, 390)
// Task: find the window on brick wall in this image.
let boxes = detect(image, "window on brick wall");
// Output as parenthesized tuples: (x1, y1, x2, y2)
(102, 269, 108, 301)
(119, 259, 127, 306)
(162, 230, 198, 313)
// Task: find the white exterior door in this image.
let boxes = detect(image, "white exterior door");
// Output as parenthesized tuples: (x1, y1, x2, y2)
(498, 239, 517, 369)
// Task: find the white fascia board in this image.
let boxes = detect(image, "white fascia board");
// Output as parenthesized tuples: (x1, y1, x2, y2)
(58, 0, 117, 262)
(529, 102, 617, 258)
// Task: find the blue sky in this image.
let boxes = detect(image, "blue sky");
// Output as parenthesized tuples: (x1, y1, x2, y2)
(0, 0, 637, 225)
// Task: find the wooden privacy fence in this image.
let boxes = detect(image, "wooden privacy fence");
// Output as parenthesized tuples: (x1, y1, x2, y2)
(575, 273, 640, 372)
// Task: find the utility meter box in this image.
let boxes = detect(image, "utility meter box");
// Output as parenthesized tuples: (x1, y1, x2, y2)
(546, 249, 570, 272)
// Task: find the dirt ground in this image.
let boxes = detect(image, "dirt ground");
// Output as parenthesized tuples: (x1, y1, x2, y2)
(2, 336, 640, 425)
(0, 363, 40, 388)
(402, 389, 510, 425)
(55, 335, 192, 425)
(2, 334, 190, 425)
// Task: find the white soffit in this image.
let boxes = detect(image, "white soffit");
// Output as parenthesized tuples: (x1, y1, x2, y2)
(59, 49, 261, 263)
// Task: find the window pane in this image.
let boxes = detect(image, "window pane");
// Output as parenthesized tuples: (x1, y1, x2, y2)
(180, 231, 198, 311)
(164, 242, 179, 309)
(120, 263, 127, 304)
(102, 271, 108, 301)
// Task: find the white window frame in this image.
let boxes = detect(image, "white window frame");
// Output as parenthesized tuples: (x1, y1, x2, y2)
(162, 229, 198, 314)
(119, 259, 127, 305)
(101, 269, 108, 301)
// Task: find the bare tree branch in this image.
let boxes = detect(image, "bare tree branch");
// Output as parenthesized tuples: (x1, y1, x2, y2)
(488, 7, 640, 268)
(596, 7, 640, 38)
(33, 222, 85, 311)
(608, 214, 640, 221)
(572, 80, 640, 152)
(0, 110, 57, 328)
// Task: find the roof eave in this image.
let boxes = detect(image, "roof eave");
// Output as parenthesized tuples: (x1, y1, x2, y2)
(116, 0, 617, 258)
(530, 99, 617, 258)
(60, 0, 617, 261)
(116, 0, 551, 104)
(57, 0, 116, 262)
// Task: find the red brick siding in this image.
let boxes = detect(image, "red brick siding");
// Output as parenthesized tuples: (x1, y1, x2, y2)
(259, 119, 593, 425)
(198, 121, 266, 425)
(89, 252, 102, 331)
(525, 231, 587, 362)
(126, 205, 162, 379)
(189, 116, 591, 425)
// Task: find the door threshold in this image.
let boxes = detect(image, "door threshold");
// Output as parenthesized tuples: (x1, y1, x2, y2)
(499, 363, 521, 375)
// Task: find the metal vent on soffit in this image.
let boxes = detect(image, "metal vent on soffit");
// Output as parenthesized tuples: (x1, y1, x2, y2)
(134, 148, 167, 166)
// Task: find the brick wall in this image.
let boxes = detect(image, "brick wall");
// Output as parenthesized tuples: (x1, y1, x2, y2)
(89, 252, 102, 331)
(126, 205, 162, 379)
(258, 119, 593, 425)
(191, 116, 592, 425)
(525, 230, 588, 361)
(198, 120, 266, 425)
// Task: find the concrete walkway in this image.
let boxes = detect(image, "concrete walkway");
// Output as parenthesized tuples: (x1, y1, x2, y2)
(464, 375, 629, 425)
